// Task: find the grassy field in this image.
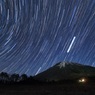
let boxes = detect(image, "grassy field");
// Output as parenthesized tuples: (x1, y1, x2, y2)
(0, 83, 94, 95)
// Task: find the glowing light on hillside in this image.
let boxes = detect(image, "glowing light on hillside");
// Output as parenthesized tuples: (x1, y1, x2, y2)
(78, 78, 86, 83)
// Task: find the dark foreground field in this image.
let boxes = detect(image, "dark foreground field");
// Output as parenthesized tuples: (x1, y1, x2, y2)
(0, 83, 94, 95)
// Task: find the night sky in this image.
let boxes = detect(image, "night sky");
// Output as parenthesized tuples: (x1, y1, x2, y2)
(0, 0, 95, 76)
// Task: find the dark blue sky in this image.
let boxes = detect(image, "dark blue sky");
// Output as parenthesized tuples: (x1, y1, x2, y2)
(0, 0, 95, 76)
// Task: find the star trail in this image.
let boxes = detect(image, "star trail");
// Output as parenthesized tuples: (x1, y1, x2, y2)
(0, 0, 95, 76)
(67, 36, 76, 53)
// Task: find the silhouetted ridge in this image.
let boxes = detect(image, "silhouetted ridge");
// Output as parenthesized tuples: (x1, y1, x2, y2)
(34, 62, 95, 81)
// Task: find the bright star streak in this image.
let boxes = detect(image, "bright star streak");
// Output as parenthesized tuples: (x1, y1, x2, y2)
(35, 67, 42, 76)
(67, 36, 76, 53)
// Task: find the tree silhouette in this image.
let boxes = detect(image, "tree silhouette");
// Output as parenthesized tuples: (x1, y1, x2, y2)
(0, 72, 9, 83)
(0, 72, 38, 84)
(10, 74, 19, 82)
(20, 74, 27, 81)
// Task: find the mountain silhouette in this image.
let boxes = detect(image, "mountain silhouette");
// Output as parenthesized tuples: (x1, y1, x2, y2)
(34, 62, 95, 81)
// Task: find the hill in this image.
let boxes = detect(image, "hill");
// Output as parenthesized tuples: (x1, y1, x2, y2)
(34, 62, 95, 81)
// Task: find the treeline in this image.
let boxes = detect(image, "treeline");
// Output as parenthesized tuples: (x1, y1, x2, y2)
(0, 72, 78, 84)
(0, 72, 38, 84)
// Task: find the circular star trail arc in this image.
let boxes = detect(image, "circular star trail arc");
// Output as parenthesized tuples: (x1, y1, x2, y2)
(0, 0, 95, 76)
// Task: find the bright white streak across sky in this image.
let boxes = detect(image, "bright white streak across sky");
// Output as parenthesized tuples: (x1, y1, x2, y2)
(35, 67, 42, 76)
(67, 36, 76, 53)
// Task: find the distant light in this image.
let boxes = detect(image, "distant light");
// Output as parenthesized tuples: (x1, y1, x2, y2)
(78, 78, 86, 83)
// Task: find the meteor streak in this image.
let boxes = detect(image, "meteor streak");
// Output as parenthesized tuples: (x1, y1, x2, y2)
(67, 36, 76, 53)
